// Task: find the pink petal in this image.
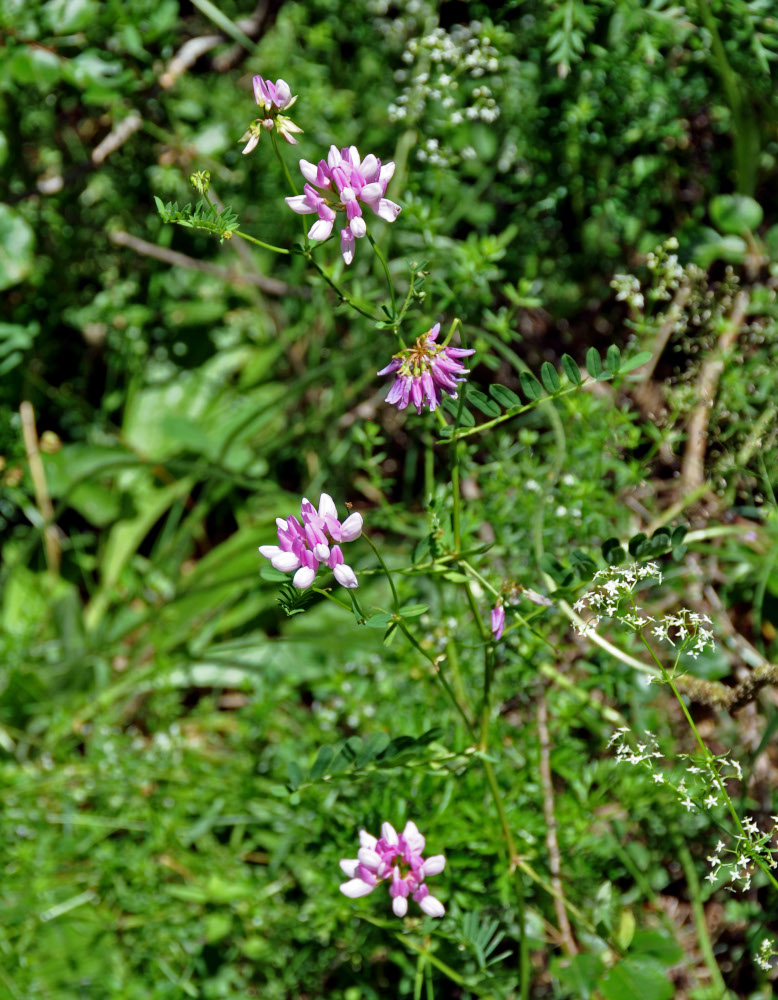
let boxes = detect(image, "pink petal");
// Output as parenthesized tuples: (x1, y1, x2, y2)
(359, 153, 379, 181)
(340, 226, 355, 265)
(379, 162, 396, 186)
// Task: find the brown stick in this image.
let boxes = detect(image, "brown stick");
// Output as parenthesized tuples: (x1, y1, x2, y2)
(537, 692, 578, 954)
(108, 230, 302, 298)
(19, 401, 60, 573)
(680, 290, 749, 493)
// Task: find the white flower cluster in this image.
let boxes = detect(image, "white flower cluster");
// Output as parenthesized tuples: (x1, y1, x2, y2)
(706, 815, 778, 892)
(650, 609, 714, 659)
(755, 937, 777, 973)
(384, 20, 509, 165)
(609, 728, 741, 816)
(573, 564, 716, 659)
(573, 562, 662, 635)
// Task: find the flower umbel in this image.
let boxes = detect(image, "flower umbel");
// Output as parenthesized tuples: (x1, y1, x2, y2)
(378, 324, 475, 414)
(258, 493, 362, 589)
(285, 145, 401, 264)
(241, 75, 301, 153)
(339, 821, 446, 918)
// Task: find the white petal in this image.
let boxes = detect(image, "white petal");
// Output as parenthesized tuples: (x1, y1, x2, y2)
(349, 216, 366, 239)
(420, 855, 446, 877)
(308, 218, 334, 241)
(333, 563, 358, 589)
(359, 153, 379, 181)
(340, 878, 374, 899)
(271, 551, 301, 572)
(419, 894, 445, 917)
(299, 159, 319, 184)
(292, 565, 316, 589)
(373, 198, 401, 223)
(359, 830, 377, 850)
(318, 493, 338, 520)
(357, 847, 382, 869)
(339, 858, 359, 877)
(401, 821, 425, 854)
(339, 512, 363, 541)
(392, 895, 408, 917)
(381, 822, 398, 845)
(285, 195, 315, 215)
(258, 545, 282, 559)
(379, 162, 396, 186)
(360, 182, 383, 202)
(313, 543, 330, 562)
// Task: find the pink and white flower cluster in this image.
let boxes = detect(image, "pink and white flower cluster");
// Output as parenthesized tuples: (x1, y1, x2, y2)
(242, 75, 301, 153)
(285, 145, 401, 264)
(339, 821, 446, 918)
(259, 493, 362, 590)
(379, 323, 475, 414)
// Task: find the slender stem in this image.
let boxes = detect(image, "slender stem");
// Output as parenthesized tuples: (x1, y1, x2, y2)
(362, 532, 399, 615)
(305, 253, 382, 322)
(233, 228, 291, 254)
(311, 586, 352, 612)
(396, 619, 475, 739)
(676, 838, 728, 996)
(270, 128, 300, 198)
(367, 232, 396, 317)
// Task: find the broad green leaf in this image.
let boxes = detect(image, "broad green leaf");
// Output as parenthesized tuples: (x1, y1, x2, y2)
(585, 347, 602, 379)
(489, 384, 522, 408)
(561, 354, 582, 384)
(618, 351, 652, 373)
(364, 613, 393, 629)
(0, 204, 35, 291)
(709, 193, 763, 235)
(309, 745, 335, 780)
(519, 371, 542, 400)
(467, 388, 501, 417)
(540, 361, 561, 393)
(600, 959, 673, 1000)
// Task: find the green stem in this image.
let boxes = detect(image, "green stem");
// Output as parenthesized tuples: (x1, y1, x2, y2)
(396, 619, 475, 739)
(305, 253, 382, 322)
(311, 586, 352, 612)
(270, 128, 300, 198)
(232, 228, 291, 254)
(368, 232, 396, 317)
(362, 532, 399, 615)
(676, 838, 728, 995)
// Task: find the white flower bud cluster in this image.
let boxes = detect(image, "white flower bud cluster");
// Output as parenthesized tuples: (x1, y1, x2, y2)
(382, 18, 512, 167)
(755, 937, 777, 972)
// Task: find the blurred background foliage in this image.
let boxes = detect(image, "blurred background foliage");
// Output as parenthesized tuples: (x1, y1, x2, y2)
(1, 1, 778, 997)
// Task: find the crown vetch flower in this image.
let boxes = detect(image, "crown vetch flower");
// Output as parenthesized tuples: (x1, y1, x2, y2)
(285, 145, 401, 264)
(490, 603, 505, 640)
(339, 821, 446, 918)
(378, 324, 475, 414)
(259, 493, 362, 589)
(241, 75, 301, 152)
